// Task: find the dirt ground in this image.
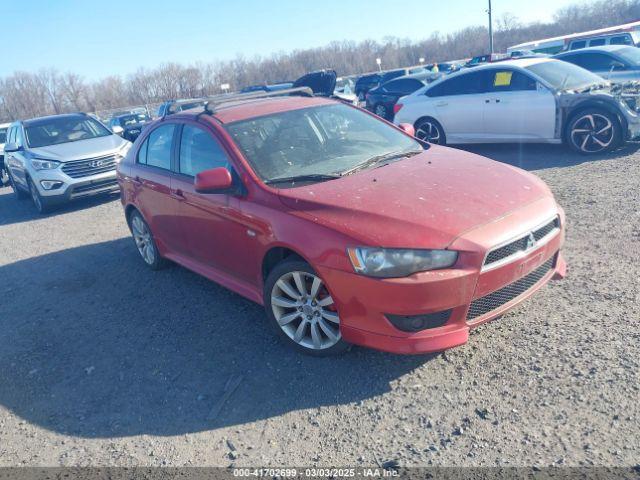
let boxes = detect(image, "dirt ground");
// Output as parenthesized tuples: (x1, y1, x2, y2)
(0, 143, 638, 468)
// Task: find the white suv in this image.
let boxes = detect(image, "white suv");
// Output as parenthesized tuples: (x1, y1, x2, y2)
(4, 113, 131, 213)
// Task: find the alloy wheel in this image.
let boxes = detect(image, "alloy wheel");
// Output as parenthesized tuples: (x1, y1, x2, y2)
(29, 180, 43, 211)
(570, 113, 615, 153)
(416, 121, 442, 144)
(131, 215, 156, 265)
(270, 271, 341, 350)
(375, 104, 388, 118)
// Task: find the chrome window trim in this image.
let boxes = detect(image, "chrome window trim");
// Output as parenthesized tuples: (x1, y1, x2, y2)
(481, 215, 560, 272)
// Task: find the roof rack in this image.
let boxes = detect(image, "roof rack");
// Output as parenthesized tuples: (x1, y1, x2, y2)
(162, 87, 314, 118)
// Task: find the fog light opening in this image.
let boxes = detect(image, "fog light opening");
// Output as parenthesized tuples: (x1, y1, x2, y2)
(386, 310, 452, 332)
(40, 180, 63, 190)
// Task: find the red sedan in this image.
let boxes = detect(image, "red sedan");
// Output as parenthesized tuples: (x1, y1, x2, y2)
(117, 91, 566, 356)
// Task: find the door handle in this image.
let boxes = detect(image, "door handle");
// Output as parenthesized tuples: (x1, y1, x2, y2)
(435, 101, 448, 107)
(171, 189, 185, 199)
(485, 99, 491, 103)
(495, 98, 501, 103)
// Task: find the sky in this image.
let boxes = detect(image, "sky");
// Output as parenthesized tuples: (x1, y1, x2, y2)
(1, 0, 579, 79)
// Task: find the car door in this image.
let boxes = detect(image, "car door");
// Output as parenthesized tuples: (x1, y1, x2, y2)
(130, 122, 184, 255)
(429, 70, 491, 143)
(170, 122, 257, 283)
(6, 125, 29, 189)
(483, 68, 556, 141)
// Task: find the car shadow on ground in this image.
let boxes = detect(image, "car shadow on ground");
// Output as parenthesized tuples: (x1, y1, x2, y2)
(458, 142, 640, 171)
(0, 238, 432, 438)
(0, 189, 120, 227)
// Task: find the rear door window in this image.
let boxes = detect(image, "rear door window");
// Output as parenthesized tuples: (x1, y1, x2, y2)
(588, 38, 606, 47)
(139, 124, 175, 170)
(488, 70, 537, 92)
(178, 125, 230, 176)
(570, 40, 587, 50)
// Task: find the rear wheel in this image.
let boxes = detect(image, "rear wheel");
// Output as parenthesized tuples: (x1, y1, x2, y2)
(28, 178, 50, 214)
(415, 117, 446, 145)
(264, 259, 349, 356)
(130, 210, 166, 270)
(567, 109, 621, 154)
(374, 103, 389, 120)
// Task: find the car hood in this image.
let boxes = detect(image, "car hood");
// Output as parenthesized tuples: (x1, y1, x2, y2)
(28, 135, 128, 162)
(293, 70, 337, 96)
(277, 146, 553, 249)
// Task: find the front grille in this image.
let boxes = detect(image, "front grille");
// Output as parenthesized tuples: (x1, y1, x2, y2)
(61, 154, 119, 178)
(484, 217, 560, 267)
(467, 255, 555, 322)
(72, 178, 118, 195)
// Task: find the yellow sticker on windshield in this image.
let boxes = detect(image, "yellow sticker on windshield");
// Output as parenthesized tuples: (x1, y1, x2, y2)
(494, 71, 512, 87)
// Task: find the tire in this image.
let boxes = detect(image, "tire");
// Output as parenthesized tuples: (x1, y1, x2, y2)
(129, 210, 166, 270)
(8, 170, 28, 199)
(374, 103, 389, 120)
(263, 258, 350, 356)
(28, 178, 50, 214)
(415, 117, 446, 145)
(566, 108, 621, 154)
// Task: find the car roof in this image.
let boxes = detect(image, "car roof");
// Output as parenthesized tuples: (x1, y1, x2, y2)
(555, 45, 630, 55)
(22, 113, 88, 126)
(177, 95, 336, 124)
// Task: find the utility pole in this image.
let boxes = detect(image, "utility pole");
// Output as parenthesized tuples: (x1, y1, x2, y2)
(487, 0, 494, 54)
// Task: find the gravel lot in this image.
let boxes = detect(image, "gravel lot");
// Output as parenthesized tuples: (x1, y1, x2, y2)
(0, 143, 638, 468)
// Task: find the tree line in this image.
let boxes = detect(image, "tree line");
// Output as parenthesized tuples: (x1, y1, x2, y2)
(1, 0, 639, 122)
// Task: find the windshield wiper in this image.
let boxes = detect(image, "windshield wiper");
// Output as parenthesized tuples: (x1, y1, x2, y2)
(264, 173, 341, 185)
(340, 150, 421, 176)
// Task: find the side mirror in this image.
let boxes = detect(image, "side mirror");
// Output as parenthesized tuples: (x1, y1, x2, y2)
(398, 123, 415, 137)
(3, 142, 20, 153)
(112, 125, 124, 135)
(195, 167, 234, 194)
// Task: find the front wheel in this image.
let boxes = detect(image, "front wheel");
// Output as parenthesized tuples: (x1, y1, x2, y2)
(415, 118, 446, 145)
(8, 170, 28, 199)
(28, 178, 50, 214)
(264, 259, 349, 356)
(567, 109, 621, 154)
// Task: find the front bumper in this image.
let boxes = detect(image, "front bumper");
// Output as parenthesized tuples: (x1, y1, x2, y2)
(318, 201, 566, 355)
(32, 169, 119, 205)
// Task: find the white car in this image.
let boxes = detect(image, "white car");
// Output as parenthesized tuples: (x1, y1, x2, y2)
(393, 58, 640, 154)
(0, 122, 10, 185)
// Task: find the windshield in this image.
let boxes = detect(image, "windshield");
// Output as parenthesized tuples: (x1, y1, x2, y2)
(25, 116, 112, 148)
(526, 60, 603, 90)
(225, 104, 422, 186)
(0, 127, 7, 144)
(118, 114, 149, 126)
(615, 46, 640, 65)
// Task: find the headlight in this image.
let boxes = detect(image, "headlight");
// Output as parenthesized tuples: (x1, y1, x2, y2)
(347, 247, 458, 278)
(31, 158, 61, 170)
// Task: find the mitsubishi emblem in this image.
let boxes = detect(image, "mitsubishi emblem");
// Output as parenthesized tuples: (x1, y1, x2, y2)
(526, 232, 536, 250)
